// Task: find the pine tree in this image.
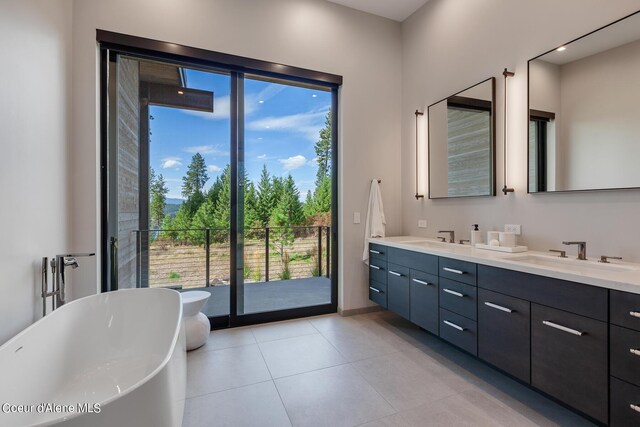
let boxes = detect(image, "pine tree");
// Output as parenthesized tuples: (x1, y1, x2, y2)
(149, 167, 169, 229)
(315, 111, 332, 186)
(313, 176, 332, 213)
(303, 190, 315, 219)
(212, 165, 231, 232)
(256, 165, 274, 228)
(244, 181, 259, 232)
(182, 153, 209, 199)
(271, 175, 303, 227)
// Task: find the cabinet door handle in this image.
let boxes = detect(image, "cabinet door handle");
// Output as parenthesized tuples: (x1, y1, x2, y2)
(443, 320, 465, 331)
(443, 288, 464, 298)
(484, 302, 514, 313)
(631, 311, 640, 318)
(369, 286, 383, 293)
(370, 265, 381, 270)
(389, 270, 403, 277)
(631, 404, 640, 414)
(542, 320, 584, 336)
(412, 278, 432, 286)
(443, 267, 464, 275)
(630, 349, 640, 357)
(369, 249, 382, 255)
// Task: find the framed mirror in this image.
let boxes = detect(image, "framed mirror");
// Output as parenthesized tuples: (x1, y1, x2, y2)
(428, 78, 495, 198)
(528, 11, 640, 193)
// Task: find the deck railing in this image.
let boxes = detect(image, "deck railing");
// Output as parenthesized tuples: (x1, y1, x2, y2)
(134, 226, 331, 289)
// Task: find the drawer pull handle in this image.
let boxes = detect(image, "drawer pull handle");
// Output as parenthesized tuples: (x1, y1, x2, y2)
(369, 249, 382, 255)
(370, 265, 381, 270)
(412, 278, 432, 286)
(443, 267, 465, 275)
(389, 271, 403, 277)
(542, 321, 584, 336)
(484, 302, 513, 313)
(630, 349, 640, 357)
(443, 288, 464, 298)
(369, 287, 383, 294)
(631, 311, 640, 319)
(631, 404, 640, 414)
(443, 320, 465, 331)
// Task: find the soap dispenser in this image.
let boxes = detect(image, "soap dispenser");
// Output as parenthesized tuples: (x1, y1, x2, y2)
(470, 224, 482, 246)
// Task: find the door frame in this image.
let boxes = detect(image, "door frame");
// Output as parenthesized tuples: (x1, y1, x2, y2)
(98, 31, 341, 327)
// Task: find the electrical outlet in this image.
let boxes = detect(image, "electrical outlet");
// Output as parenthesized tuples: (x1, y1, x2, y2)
(418, 220, 427, 228)
(505, 224, 521, 235)
(353, 212, 361, 224)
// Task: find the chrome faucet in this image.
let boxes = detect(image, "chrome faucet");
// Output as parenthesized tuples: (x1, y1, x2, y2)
(562, 241, 587, 260)
(41, 253, 95, 316)
(438, 230, 455, 243)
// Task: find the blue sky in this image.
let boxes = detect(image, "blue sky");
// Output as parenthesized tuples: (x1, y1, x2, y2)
(149, 68, 331, 200)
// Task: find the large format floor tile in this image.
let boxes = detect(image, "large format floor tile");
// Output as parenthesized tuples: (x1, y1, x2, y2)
(258, 333, 346, 378)
(183, 381, 292, 427)
(274, 364, 395, 427)
(196, 327, 256, 352)
(186, 344, 272, 398)
(251, 318, 318, 343)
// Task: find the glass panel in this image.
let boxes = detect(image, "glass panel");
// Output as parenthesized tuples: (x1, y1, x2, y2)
(147, 62, 231, 318)
(238, 76, 333, 315)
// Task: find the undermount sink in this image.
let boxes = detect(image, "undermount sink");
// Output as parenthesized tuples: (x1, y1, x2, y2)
(508, 254, 638, 273)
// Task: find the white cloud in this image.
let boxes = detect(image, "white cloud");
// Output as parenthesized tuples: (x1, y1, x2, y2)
(162, 157, 182, 169)
(247, 108, 328, 141)
(279, 155, 307, 171)
(257, 154, 268, 160)
(207, 165, 222, 172)
(184, 145, 229, 157)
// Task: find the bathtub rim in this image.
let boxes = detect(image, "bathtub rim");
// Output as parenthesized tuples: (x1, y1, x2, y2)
(0, 288, 184, 426)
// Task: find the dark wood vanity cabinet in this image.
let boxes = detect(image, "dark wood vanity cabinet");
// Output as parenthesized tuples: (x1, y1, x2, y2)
(531, 303, 608, 424)
(478, 288, 530, 383)
(409, 270, 438, 334)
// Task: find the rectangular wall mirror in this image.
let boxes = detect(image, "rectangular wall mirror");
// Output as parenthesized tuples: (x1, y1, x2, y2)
(528, 11, 640, 193)
(428, 78, 495, 198)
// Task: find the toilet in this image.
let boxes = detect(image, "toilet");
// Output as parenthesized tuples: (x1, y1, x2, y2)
(180, 291, 211, 351)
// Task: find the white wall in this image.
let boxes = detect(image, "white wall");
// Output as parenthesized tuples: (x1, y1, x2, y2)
(70, 0, 403, 311)
(402, 0, 640, 262)
(0, 0, 73, 344)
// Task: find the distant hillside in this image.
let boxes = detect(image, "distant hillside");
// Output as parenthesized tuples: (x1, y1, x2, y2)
(164, 198, 183, 219)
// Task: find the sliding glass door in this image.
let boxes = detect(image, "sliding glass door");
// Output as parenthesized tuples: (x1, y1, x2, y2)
(101, 44, 338, 328)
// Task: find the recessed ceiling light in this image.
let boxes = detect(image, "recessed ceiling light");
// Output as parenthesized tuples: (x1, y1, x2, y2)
(556, 46, 566, 52)
(177, 90, 184, 95)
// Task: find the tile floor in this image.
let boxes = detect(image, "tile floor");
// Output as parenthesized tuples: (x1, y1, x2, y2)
(183, 311, 594, 427)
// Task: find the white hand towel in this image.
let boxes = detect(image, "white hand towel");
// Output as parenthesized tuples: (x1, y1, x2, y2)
(362, 179, 386, 264)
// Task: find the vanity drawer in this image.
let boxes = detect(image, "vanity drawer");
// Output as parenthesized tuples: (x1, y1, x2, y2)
(611, 324, 640, 387)
(610, 377, 640, 427)
(410, 270, 439, 334)
(369, 281, 387, 308)
(368, 260, 387, 284)
(439, 308, 477, 356)
(388, 247, 438, 274)
(478, 265, 607, 322)
(439, 257, 477, 285)
(478, 289, 531, 384)
(611, 290, 640, 332)
(531, 304, 608, 423)
(368, 243, 388, 262)
(439, 278, 477, 321)
(387, 263, 410, 319)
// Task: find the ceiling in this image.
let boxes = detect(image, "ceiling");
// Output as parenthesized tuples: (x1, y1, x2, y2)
(326, 0, 429, 22)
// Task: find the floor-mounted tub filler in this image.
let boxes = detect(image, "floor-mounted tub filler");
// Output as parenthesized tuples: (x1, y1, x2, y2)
(0, 288, 186, 427)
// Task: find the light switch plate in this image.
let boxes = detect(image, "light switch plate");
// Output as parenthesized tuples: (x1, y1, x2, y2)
(505, 224, 521, 235)
(418, 220, 427, 228)
(353, 212, 361, 224)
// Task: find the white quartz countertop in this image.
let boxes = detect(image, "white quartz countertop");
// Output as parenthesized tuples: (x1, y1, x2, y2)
(369, 236, 640, 295)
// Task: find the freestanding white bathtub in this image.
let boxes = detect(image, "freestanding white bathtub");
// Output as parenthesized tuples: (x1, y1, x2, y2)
(0, 288, 186, 427)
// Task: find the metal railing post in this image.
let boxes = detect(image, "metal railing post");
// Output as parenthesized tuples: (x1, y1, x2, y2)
(205, 228, 211, 287)
(326, 226, 330, 278)
(318, 226, 322, 276)
(265, 227, 270, 282)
